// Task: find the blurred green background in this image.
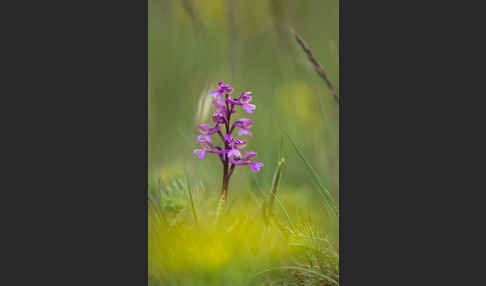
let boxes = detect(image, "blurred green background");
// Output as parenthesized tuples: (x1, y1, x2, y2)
(149, 0, 339, 203)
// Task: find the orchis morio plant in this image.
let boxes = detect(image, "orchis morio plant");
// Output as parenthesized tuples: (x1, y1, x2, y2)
(194, 81, 263, 202)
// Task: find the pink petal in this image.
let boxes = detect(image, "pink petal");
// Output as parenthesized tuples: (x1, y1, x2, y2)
(208, 124, 221, 135)
(237, 128, 252, 137)
(238, 118, 252, 128)
(250, 162, 264, 172)
(198, 124, 211, 134)
(240, 92, 252, 103)
(194, 149, 206, 160)
(228, 148, 241, 158)
(197, 135, 211, 144)
(244, 152, 257, 160)
(242, 103, 256, 114)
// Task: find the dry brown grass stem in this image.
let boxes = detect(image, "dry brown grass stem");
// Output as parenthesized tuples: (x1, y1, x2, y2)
(291, 28, 338, 103)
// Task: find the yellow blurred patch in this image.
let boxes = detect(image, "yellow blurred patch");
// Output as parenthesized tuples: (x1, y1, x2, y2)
(148, 200, 300, 280)
(277, 81, 319, 125)
(174, 0, 270, 35)
(174, 0, 225, 29)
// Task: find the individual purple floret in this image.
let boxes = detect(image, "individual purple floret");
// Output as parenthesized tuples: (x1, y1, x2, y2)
(194, 81, 264, 201)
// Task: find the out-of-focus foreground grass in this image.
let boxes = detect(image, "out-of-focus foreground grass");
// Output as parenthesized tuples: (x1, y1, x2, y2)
(149, 176, 339, 285)
(149, 0, 338, 284)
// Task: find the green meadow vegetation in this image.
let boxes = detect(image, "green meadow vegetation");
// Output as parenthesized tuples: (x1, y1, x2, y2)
(149, 0, 338, 285)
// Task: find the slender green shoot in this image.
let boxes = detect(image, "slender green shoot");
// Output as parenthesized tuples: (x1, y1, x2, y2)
(267, 157, 285, 217)
(185, 176, 199, 228)
(285, 132, 338, 218)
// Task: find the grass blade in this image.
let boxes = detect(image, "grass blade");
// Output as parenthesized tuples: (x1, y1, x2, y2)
(148, 178, 169, 225)
(263, 156, 295, 234)
(285, 132, 338, 218)
(184, 176, 199, 228)
(267, 157, 285, 217)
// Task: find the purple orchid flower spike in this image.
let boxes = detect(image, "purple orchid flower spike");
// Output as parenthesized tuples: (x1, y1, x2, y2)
(194, 81, 263, 202)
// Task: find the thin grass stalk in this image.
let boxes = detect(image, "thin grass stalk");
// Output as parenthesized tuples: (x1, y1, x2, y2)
(179, 0, 206, 36)
(267, 158, 286, 218)
(185, 176, 199, 228)
(148, 179, 169, 226)
(290, 28, 338, 103)
(285, 132, 338, 219)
